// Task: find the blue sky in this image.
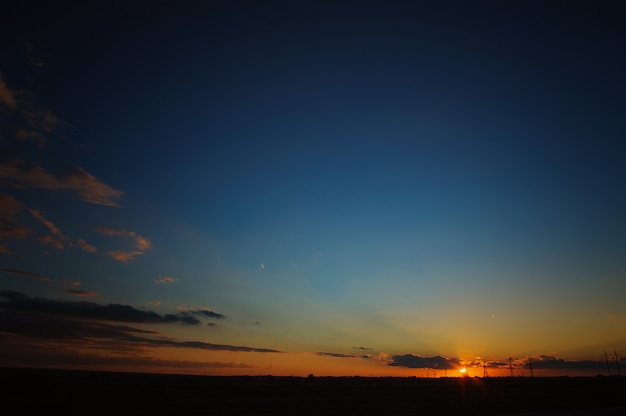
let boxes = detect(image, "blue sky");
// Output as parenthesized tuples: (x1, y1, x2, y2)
(1, 1, 625, 376)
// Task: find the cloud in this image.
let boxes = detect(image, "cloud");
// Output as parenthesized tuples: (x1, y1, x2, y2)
(0, 290, 205, 325)
(23, 208, 97, 253)
(259, 263, 265, 270)
(1, 268, 81, 287)
(388, 354, 457, 370)
(0, 73, 66, 148)
(28, 209, 61, 235)
(96, 226, 151, 250)
(0, 160, 123, 207)
(192, 309, 225, 320)
(352, 346, 374, 351)
(0, 75, 18, 109)
(36, 234, 64, 250)
(316, 351, 358, 358)
(524, 355, 611, 371)
(76, 238, 96, 253)
(154, 276, 177, 284)
(0, 291, 281, 360)
(177, 305, 225, 320)
(0, 193, 30, 240)
(29, 208, 66, 249)
(62, 289, 100, 297)
(106, 250, 144, 263)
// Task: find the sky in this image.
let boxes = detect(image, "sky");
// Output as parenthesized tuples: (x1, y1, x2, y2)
(1, 1, 625, 377)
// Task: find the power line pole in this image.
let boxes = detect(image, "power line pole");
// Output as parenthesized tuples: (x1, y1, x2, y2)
(615, 351, 621, 376)
(509, 357, 513, 377)
(528, 356, 534, 377)
(605, 350, 612, 376)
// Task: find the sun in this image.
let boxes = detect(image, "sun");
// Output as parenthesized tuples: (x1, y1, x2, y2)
(459, 367, 467, 376)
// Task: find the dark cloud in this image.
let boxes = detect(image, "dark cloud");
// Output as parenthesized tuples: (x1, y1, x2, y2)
(388, 354, 457, 370)
(315, 351, 371, 359)
(0, 291, 282, 360)
(352, 346, 374, 351)
(0, 334, 255, 371)
(192, 309, 225, 320)
(1, 268, 80, 286)
(0, 290, 215, 325)
(526, 355, 611, 371)
(316, 351, 357, 358)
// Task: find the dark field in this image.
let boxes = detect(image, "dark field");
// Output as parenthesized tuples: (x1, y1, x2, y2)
(2, 368, 626, 415)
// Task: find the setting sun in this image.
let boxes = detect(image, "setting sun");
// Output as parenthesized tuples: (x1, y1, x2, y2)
(459, 368, 467, 376)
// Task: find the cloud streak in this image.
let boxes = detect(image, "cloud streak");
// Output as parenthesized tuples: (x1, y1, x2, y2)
(0, 160, 123, 207)
(0, 290, 209, 325)
(0, 291, 281, 360)
(105, 250, 144, 263)
(154, 276, 177, 284)
(1, 268, 81, 287)
(96, 226, 150, 250)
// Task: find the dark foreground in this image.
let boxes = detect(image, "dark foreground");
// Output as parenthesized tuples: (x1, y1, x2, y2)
(2, 368, 626, 415)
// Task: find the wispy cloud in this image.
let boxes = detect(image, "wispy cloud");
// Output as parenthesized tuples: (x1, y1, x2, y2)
(154, 276, 177, 284)
(96, 226, 151, 250)
(1, 268, 81, 287)
(27, 208, 96, 252)
(62, 289, 100, 297)
(0, 73, 65, 148)
(29, 208, 66, 249)
(0, 160, 123, 207)
(105, 250, 144, 263)
(0, 74, 18, 110)
(316, 351, 358, 358)
(0, 193, 30, 241)
(76, 238, 96, 253)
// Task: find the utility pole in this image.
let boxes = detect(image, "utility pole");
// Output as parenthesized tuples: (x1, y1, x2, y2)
(615, 351, 621, 376)
(605, 350, 612, 376)
(528, 356, 534, 377)
(509, 357, 513, 377)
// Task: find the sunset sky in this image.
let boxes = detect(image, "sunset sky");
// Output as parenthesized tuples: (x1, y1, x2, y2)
(1, 1, 625, 377)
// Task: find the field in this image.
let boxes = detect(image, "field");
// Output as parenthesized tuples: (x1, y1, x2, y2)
(2, 368, 626, 415)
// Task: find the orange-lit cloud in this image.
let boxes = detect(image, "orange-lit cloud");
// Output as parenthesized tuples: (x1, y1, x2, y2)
(0, 73, 65, 148)
(0, 193, 30, 241)
(106, 250, 144, 263)
(154, 276, 177, 284)
(28, 208, 61, 235)
(0, 160, 123, 207)
(96, 226, 151, 250)
(63, 289, 100, 297)
(29, 208, 65, 249)
(25, 208, 97, 253)
(0, 75, 18, 109)
(76, 238, 96, 253)
(36, 234, 64, 250)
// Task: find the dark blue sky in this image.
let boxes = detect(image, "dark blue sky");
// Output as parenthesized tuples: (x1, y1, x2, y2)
(1, 1, 626, 375)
